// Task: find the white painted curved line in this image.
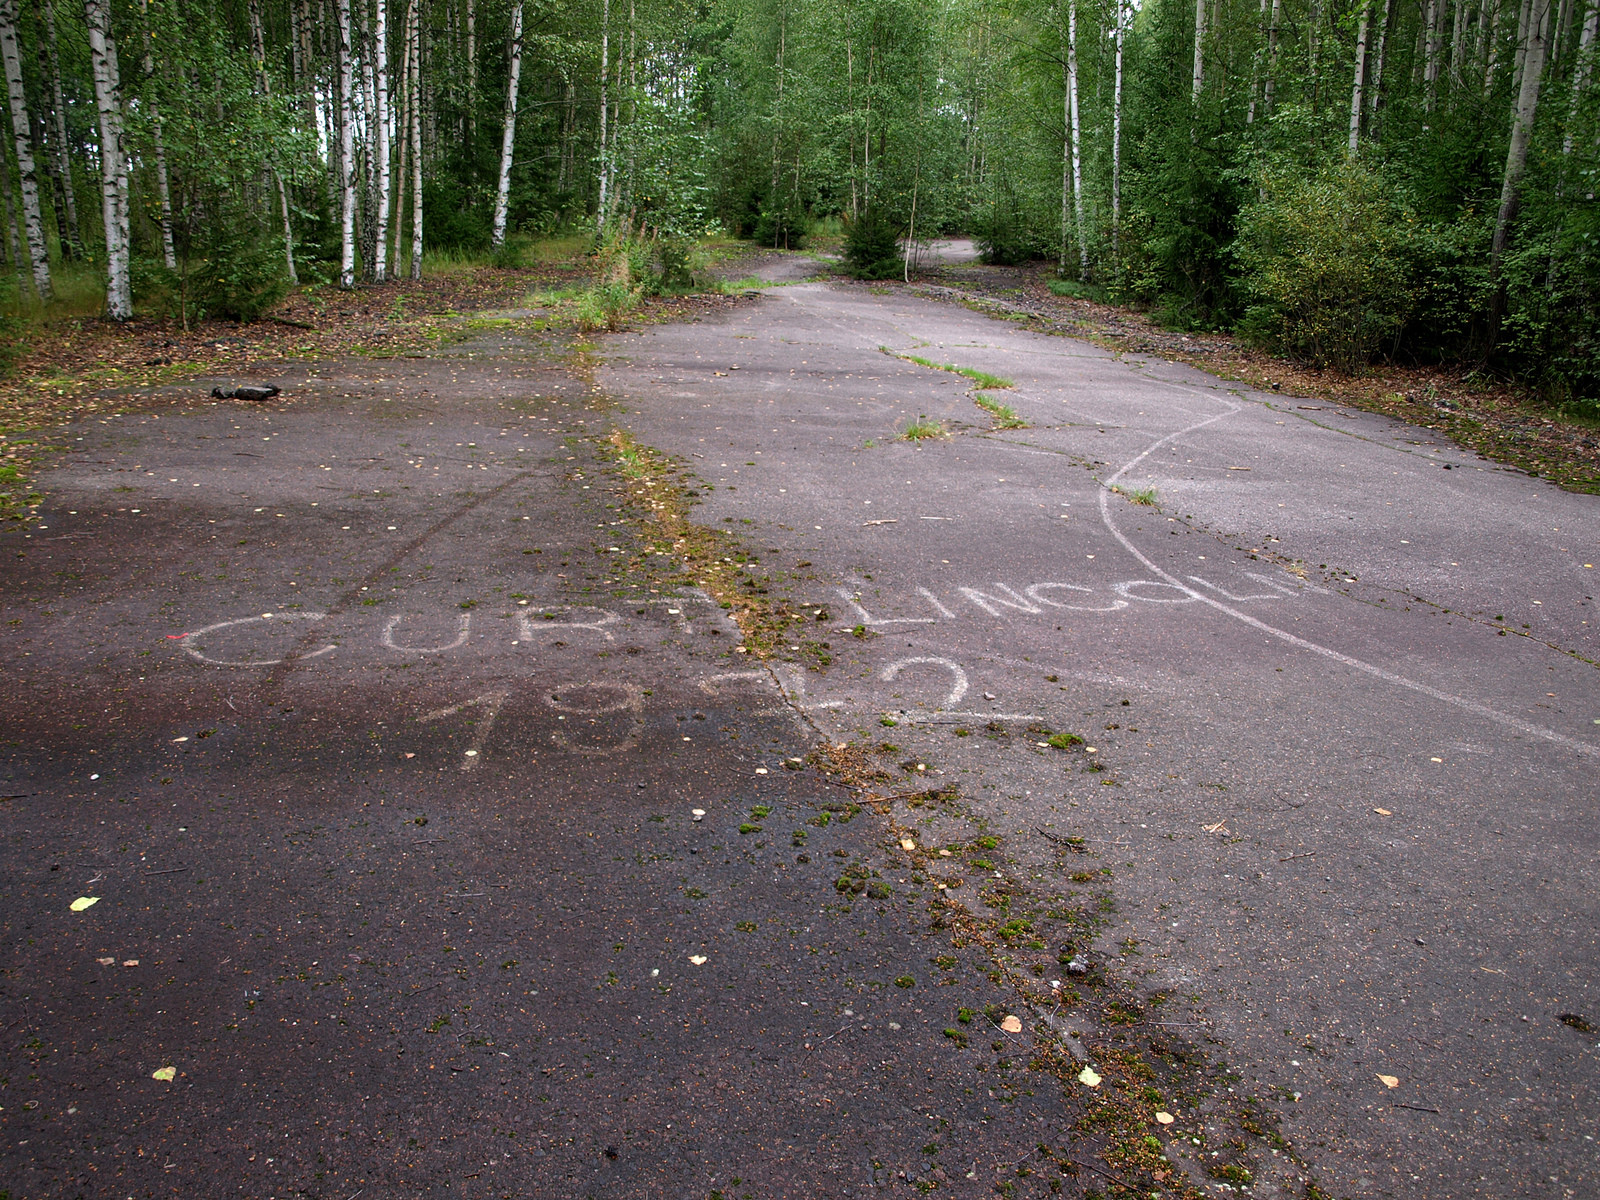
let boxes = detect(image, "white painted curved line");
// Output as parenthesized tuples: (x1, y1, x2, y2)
(179, 613, 335, 667)
(1097, 403, 1600, 758)
(382, 612, 471, 654)
(880, 657, 969, 707)
(1111, 580, 1201, 604)
(1025, 582, 1128, 612)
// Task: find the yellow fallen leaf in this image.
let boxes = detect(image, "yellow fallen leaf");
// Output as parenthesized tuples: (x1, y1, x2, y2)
(1155, 1111, 1175, 1125)
(97, 957, 115, 966)
(151, 1067, 176, 1082)
(1078, 1067, 1101, 1087)
(1373, 807, 1392, 816)
(900, 837, 916, 851)
(1000, 1015, 1023, 1033)
(688, 955, 707, 965)
(70, 897, 99, 912)
(1377, 1074, 1399, 1088)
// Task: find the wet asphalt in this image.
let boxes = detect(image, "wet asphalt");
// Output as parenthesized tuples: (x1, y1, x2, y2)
(1, 325, 1077, 1198)
(596, 263, 1600, 1200)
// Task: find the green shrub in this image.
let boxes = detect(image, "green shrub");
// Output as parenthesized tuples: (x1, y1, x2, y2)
(844, 207, 903, 280)
(1233, 159, 1414, 373)
(193, 226, 291, 323)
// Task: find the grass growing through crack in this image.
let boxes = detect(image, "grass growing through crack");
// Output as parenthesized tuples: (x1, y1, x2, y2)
(887, 348, 1015, 390)
(974, 392, 1028, 429)
(1111, 484, 1159, 506)
(901, 417, 947, 441)
(598, 427, 832, 666)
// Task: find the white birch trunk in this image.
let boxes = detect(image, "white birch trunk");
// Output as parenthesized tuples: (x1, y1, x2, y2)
(137, 0, 177, 270)
(1492, 0, 1553, 271)
(408, 0, 421, 279)
(1370, 0, 1394, 117)
(392, 0, 412, 273)
(1, 140, 21, 269)
(1, 0, 51, 300)
(1192, 0, 1207, 101)
(1247, 0, 1268, 123)
(490, 0, 521, 248)
(39, 0, 81, 260)
(373, 0, 390, 282)
(1562, 0, 1597, 155)
(1067, 0, 1087, 278)
(337, 0, 357, 288)
(1452, 0, 1469, 81)
(465, 0, 476, 145)
(1060, 62, 1069, 273)
(86, 0, 131, 318)
(597, 0, 609, 232)
(1112, 0, 1124, 263)
(1485, 0, 1507, 89)
(1350, 0, 1373, 150)
(1264, 0, 1283, 113)
(1424, 0, 1443, 106)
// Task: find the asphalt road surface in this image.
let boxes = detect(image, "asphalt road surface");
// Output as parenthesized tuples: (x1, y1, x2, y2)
(3, 268, 1596, 1200)
(598, 266, 1599, 1200)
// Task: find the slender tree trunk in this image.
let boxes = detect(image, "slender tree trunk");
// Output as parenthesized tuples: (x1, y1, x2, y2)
(1368, 0, 1395, 133)
(373, 0, 390, 281)
(1554, 0, 1573, 58)
(1112, 0, 1124, 264)
(770, 0, 785, 242)
(1247, 0, 1267, 122)
(1264, 0, 1283, 113)
(1485, 0, 1507, 89)
(1512, 0, 1533, 97)
(1067, 0, 1087, 278)
(136, 0, 177, 270)
(337, 0, 357, 287)
(465, 0, 475, 147)
(490, 0, 520, 248)
(1, 0, 51, 299)
(408, 0, 421, 278)
(1452, 0, 1470, 82)
(392, 0, 412, 272)
(1424, 0, 1443, 106)
(1491, 0, 1552, 284)
(38, 0, 81, 260)
(597, 0, 609, 231)
(1192, 0, 1207, 101)
(1350, 0, 1373, 150)
(1, 138, 21, 270)
(1561, 0, 1596, 154)
(85, 0, 129, 317)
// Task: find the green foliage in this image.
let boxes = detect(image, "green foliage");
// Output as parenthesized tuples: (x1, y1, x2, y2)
(1233, 160, 1414, 373)
(192, 223, 292, 323)
(845, 208, 904, 279)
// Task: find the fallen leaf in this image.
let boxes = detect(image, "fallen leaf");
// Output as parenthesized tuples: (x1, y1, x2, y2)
(899, 837, 916, 851)
(688, 955, 707, 966)
(1078, 1067, 1102, 1088)
(70, 896, 99, 912)
(1377, 1074, 1399, 1088)
(122, 959, 139, 967)
(1155, 1111, 1175, 1125)
(1000, 1015, 1023, 1033)
(1373, 807, 1392, 816)
(151, 1067, 176, 1082)
(97, 957, 115, 966)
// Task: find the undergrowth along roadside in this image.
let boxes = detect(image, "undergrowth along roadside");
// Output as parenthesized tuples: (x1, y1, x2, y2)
(802, 738, 1314, 1199)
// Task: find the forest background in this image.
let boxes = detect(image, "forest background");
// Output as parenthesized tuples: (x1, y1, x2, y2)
(0, 0, 1596, 405)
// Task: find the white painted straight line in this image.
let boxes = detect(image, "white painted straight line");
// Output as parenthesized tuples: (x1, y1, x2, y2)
(1098, 405, 1600, 759)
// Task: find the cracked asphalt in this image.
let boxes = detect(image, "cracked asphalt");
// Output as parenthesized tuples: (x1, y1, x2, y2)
(598, 262, 1600, 1200)
(3, 259, 1597, 1200)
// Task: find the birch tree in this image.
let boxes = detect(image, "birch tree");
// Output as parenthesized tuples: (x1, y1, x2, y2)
(1349, 0, 1373, 151)
(1491, 0, 1552, 278)
(85, 0, 130, 318)
(37, 0, 81, 261)
(0, 0, 52, 300)
(491, 0, 522, 249)
(373, 0, 391, 282)
(337, 0, 356, 288)
(1066, 0, 1087, 277)
(408, 0, 421, 279)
